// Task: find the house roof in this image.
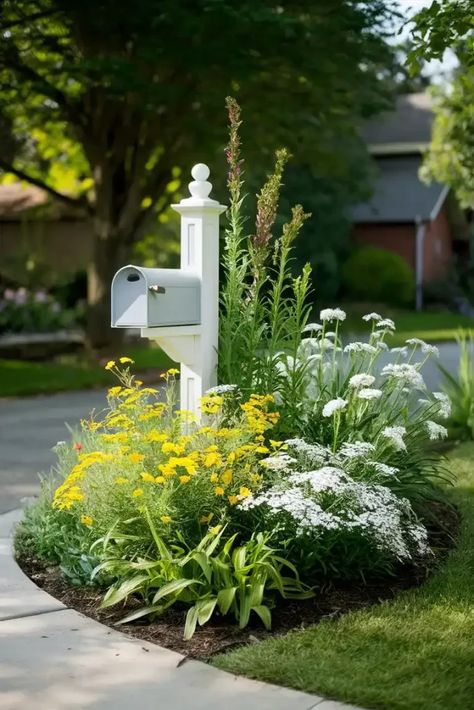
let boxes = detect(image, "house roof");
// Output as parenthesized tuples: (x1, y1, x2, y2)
(0, 182, 84, 221)
(352, 155, 448, 224)
(361, 93, 433, 155)
(0, 183, 48, 217)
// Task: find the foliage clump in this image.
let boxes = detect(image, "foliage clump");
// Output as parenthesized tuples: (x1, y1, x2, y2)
(342, 246, 415, 307)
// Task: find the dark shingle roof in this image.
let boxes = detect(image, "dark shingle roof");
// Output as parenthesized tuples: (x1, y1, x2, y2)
(361, 93, 433, 150)
(352, 156, 447, 223)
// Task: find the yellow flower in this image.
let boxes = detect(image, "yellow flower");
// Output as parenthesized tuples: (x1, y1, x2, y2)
(158, 463, 176, 477)
(168, 456, 197, 475)
(210, 472, 219, 484)
(105, 360, 116, 370)
(132, 488, 144, 498)
(239, 486, 251, 499)
(270, 440, 284, 449)
(204, 451, 222, 468)
(141, 472, 155, 483)
(179, 475, 191, 484)
(119, 356, 135, 364)
(221, 469, 233, 486)
(80, 514, 93, 526)
(160, 515, 172, 524)
(200, 513, 213, 524)
(167, 368, 179, 376)
(214, 486, 225, 496)
(210, 525, 222, 535)
(115, 476, 129, 485)
(162, 442, 185, 456)
(200, 394, 223, 415)
(101, 432, 129, 443)
(154, 475, 165, 484)
(145, 431, 167, 443)
(256, 446, 270, 454)
(128, 453, 145, 464)
(228, 495, 239, 506)
(135, 379, 143, 386)
(108, 386, 123, 397)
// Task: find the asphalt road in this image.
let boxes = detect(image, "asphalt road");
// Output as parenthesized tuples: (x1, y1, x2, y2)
(0, 342, 462, 513)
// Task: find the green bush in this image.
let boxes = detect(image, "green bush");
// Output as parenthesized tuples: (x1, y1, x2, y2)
(342, 246, 414, 306)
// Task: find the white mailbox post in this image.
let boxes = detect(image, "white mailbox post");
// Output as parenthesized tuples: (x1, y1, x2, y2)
(139, 163, 226, 416)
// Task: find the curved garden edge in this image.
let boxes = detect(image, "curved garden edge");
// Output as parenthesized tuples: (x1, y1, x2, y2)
(0, 508, 360, 710)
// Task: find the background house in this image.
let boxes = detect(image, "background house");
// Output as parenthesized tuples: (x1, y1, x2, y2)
(352, 93, 466, 308)
(0, 182, 91, 288)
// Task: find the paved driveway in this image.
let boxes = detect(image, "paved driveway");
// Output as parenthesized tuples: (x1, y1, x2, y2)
(0, 343, 462, 513)
(0, 390, 108, 513)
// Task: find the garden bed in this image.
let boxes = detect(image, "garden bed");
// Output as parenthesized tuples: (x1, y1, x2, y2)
(17, 498, 458, 660)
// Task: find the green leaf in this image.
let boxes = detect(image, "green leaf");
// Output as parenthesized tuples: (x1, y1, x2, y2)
(116, 606, 161, 625)
(252, 604, 272, 630)
(217, 586, 237, 615)
(101, 574, 149, 608)
(184, 605, 199, 640)
(152, 578, 201, 603)
(196, 597, 217, 626)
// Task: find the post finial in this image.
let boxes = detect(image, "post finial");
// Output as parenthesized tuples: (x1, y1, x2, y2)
(188, 163, 212, 200)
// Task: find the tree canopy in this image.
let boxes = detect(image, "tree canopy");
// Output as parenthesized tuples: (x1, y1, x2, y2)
(0, 0, 400, 347)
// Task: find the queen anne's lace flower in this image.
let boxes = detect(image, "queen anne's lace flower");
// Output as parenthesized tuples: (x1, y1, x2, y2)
(349, 373, 375, 388)
(426, 420, 448, 440)
(358, 388, 383, 400)
(362, 312, 382, 322)
(260, 454, 296, 470)
(381, 363, 425, 390)
(371, 462, 400, 476)
(382, 425, 407, 451)
(338, 441, 375, 459)
(302, 322, 322, 333)
(406, 338, 439, 356)
(433, 392, 452, 419)
(205, 384, 239, 395)
(344, 342, 377, 354)
(320, 308, 346, 322)
(376, 318, 396, 330)
(322, 398, 348, 417)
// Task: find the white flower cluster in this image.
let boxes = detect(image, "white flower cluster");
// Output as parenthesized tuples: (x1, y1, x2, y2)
(426, 420, 448, 440)
(338, 441, 375, 459)
(205, 384, 239, 395)
(344, 342, 377, 354)
(376, 318, 396, 330)
(285, 439, 332, 466)
(241, 462, 429, 560)
(406, 338, 439, 357)
(382, 426, 407, 451)
(433, 392, 451, 419)
(358, 388, 383, 400)
(349, 373, 375, 388)
(322, 398, 347, 417)
(260, 453, 297, 471)
(320, 308, 346, 322)
(362, 312, 382, 322)
(381, 363, 425, 390)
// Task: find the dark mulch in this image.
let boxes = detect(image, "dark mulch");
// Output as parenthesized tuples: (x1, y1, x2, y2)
(17, 501, 460, 661)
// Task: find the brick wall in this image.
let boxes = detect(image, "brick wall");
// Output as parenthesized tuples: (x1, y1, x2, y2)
(352, 206, 452, 283)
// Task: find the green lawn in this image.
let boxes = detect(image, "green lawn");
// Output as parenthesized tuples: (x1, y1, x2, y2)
(0, 345, 173, 397)
(213, 443, 474, 710)
(343, 308, 474, 346)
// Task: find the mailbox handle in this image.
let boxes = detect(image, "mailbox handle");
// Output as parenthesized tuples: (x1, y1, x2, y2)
(149, 285, 166, 294)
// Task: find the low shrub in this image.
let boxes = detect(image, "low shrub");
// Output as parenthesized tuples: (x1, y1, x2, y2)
(0, 287, 82, 334)
(342, 246, 415, 307)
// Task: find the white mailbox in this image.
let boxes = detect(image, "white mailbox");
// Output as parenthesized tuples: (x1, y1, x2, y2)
(111, 265, 200, 328)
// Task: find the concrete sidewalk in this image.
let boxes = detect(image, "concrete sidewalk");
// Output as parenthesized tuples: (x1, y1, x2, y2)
(0, 508, 360, 710)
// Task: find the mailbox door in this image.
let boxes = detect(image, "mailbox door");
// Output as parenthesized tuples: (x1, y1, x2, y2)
(148, 287, 199, 326)
(113, 271, 148, 327)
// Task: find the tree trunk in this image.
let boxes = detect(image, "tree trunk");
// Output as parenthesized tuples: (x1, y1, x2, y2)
(86, 230, 129, 352)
